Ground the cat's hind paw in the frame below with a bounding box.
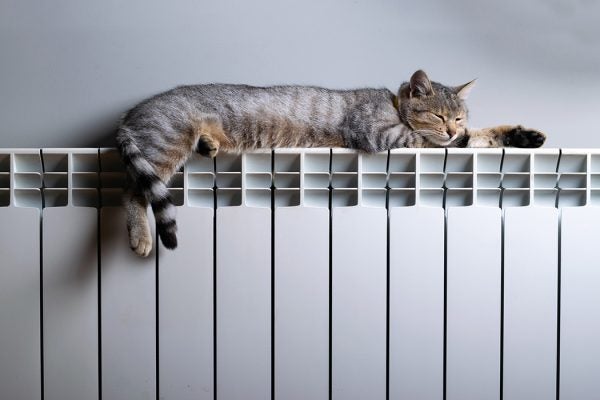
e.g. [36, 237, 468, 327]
[503, 126, 546, 148]
[129, 228, 153, 257]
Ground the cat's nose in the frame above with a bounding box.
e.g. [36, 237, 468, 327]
[447, 128, 457, 138]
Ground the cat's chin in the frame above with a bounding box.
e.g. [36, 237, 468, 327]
[430, 135, 456, 147]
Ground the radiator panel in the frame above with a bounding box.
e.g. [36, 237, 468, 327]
[560, 207, 600, 400]
[332, 206, 387, 400]
[503, 207, 558, 400]
[100, 207, 157, 400]
[0, 207, 42, 400]
[216, 206, 271, 400]
[446, 206, 502, 400]
[42, 207, 99, 400]
[158, 206, 214, 400]
[275, 207, 329, 400]
[389, 206, 444, 400]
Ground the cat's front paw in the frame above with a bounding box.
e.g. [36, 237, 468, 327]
[503, 126, 546, 148]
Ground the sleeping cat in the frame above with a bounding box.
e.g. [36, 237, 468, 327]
[117, 69, 546, 256]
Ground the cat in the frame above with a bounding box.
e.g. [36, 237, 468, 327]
[116, 69, 546, 256]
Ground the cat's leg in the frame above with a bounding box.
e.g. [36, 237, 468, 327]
[194, 117, 232, 158]
[466, 125, 546, 148]
[125, 188, 153, 257]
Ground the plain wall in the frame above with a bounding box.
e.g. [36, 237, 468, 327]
[1, 0, 599, 148]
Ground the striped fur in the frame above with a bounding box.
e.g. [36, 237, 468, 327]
[117, 70, 546, 256]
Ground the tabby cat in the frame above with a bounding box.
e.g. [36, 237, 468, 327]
[117, 70, 546, 256]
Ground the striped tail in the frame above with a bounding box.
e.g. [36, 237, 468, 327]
[117, 133, 178, 249]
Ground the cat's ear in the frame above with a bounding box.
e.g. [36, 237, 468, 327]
[409, 70, 434, 98]
[454, 79, 477, 100]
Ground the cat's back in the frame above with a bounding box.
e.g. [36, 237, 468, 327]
[168, 83, 394, 121]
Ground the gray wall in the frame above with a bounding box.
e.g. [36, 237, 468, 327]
[1, 0, 598, 148]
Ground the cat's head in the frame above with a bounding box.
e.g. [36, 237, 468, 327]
[398, 70, 476, 146]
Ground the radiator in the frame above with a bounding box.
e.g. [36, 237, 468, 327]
[0, 147, 598, 400]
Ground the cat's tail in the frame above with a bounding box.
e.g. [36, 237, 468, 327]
[116, 131, 178, 250]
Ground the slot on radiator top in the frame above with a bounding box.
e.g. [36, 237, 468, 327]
[14, 173, 42, 189]
[533, 173, 558, 189]
[388, 153, 416, 173]
[331, 173, 358, 189]
[99, 150, 124, 173]
[477, 189, 501, 207]
[274, 173, 300, 188]
[445, 173, 472, 189]
[43, 172, 68, 188]
[558, 189, 587, 207]
[14, 153, 42, 173]
[303, 173, 329, 189]
[245, 189, 271, 207]
[590, 174, 600, 189]
[533, 189, 558, 207]
[446, 189, 473, 207]
[72, 173, 99, 188]
[590, 190, 600, 206]
[331, 153, 358, 173]
[44, 188, 68, 207]
[361, 189, 387, 208]
[245, 173, 272, 189]
[187, 173, 215, 188]
[0, 173, 9, 188]
[42, 153, 68, 172]
[477, 173, 501, 188]
[420, 173, 445, 188]
[502, 173, 530, 189]
[361, 153, 388, 172]
[274, 153, 301, 173]
[0, 154, 10, 172]
[216, 154, 242, 173]
[559, 154, 587, 173]
[477, 154, 502, 173]
[303, 153, 330, 173]
[0, 188, 9, 206]
[71, 189, 100, 207]
[332, 189, 358, 207]
[445, 154, 473, 173]
[502, 189, 530, 207]
[71, 153, 99, 172]
[14, 188, 42, 208]
[186, 155, 214, 173]
[167, 173, 184, 189]
[361, 173, 387, 189]
[419, 189, 444, 207]
[502, 154, 530, 173]
[244, 153, 271, 173]
[389, 189, 416, 207]
[419, 153, 445, 172]
[388, 173, 415, 189]
[216, 188, 242, 207]
[591, 155, 600, 173]
[275, 189, 300, 207]
[558, 173, 587, 189]
[304, 189, 329, 207]
[215, 172, 241, 188]
[534, 154, 560, 173]
[188, 188, 214, 208]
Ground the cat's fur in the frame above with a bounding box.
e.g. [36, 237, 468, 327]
[117, 70, 546, 256]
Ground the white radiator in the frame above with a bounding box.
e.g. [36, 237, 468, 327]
[0, 147, 599, 400]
